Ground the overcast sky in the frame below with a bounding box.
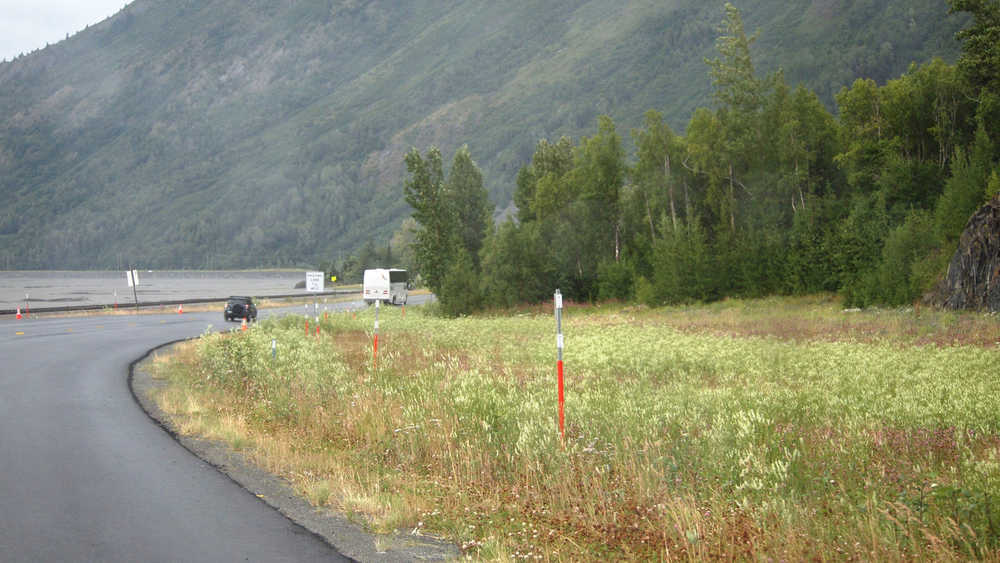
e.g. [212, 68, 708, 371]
[0, 1, 128, 62]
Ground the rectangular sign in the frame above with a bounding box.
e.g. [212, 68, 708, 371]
[126, 270, 139, 287]
[305, 271, 324, 292]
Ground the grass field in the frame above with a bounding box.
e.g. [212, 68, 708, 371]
[148, 296, 1000, 560]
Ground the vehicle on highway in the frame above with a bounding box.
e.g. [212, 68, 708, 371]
[224, 296, 257, 322]
[362, 268, 408, 305]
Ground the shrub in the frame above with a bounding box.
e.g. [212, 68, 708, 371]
[437, 250, 481, 317]
[596, 259, 634, 301]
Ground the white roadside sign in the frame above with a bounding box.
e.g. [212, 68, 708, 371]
[305, 271, 324, 292]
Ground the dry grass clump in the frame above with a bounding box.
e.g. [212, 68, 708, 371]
[150, 298, 1000, 560]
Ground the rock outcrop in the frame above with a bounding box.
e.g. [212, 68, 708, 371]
[935, 194, 1000, 311]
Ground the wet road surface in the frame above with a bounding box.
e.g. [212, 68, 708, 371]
[0, 307, 352, 562]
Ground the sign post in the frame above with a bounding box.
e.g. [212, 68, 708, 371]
[126, 266, 140, 311]
[555, 289, 564, 441]
[305, 271, 324, 292]
[306, 271, 323, 335]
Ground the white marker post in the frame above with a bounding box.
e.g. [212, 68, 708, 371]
[555, 289, 564, 441]
[373, 299, 380, 370]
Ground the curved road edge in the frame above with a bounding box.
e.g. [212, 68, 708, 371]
[127, 340, 459, 563]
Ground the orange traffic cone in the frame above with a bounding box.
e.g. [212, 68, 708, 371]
[177, 304, 184, 314]
[241, 318, 247, 331]
[16, 307, 22, 319]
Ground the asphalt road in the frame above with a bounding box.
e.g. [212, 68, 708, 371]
[0, 299, 415, 562]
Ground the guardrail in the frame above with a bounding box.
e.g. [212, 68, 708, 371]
[0, 289, 358, 316]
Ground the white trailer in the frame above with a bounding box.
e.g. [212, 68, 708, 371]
[363, 268, 408, 305]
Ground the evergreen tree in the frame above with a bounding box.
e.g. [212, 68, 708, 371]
[949, 0, 1000, 94]
[648, 215, 715, 304]
[875, 210, 939, 306]
[480, 221, 555, 307]
[704, 2, 769, 234]
[986, 170, 1000, 201]
[935, 123, 996, 243]
[836, 193, 892, 307]
[783, 198, 841, 294]
[438, 249, 481, 317]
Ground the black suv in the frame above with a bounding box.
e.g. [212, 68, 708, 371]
[224, 296, 257, 322]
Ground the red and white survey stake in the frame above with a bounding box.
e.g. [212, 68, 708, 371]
[555, 289, 565, 441]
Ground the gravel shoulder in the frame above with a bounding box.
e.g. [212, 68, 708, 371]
[129, 342, 460, 563]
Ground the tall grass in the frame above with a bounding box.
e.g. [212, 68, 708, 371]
[152, 298, 1000, 560]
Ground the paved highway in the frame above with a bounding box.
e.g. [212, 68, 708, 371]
[0, 305, 359, 562]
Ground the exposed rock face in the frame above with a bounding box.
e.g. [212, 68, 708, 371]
[937, 194, 1000, 311]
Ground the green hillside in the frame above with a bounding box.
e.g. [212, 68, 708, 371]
[0, 0, 966, 269]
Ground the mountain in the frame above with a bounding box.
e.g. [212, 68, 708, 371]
[0, 0, 967, 269]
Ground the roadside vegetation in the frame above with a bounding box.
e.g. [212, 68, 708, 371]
[149, 297, 1000, 560]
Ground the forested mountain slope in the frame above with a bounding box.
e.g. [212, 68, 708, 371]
[0, 0, 965, 268]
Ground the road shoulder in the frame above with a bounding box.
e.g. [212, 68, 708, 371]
[129, 343, 460, 563]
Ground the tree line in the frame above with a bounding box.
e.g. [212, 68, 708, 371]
[401, 1, 1000, 315]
